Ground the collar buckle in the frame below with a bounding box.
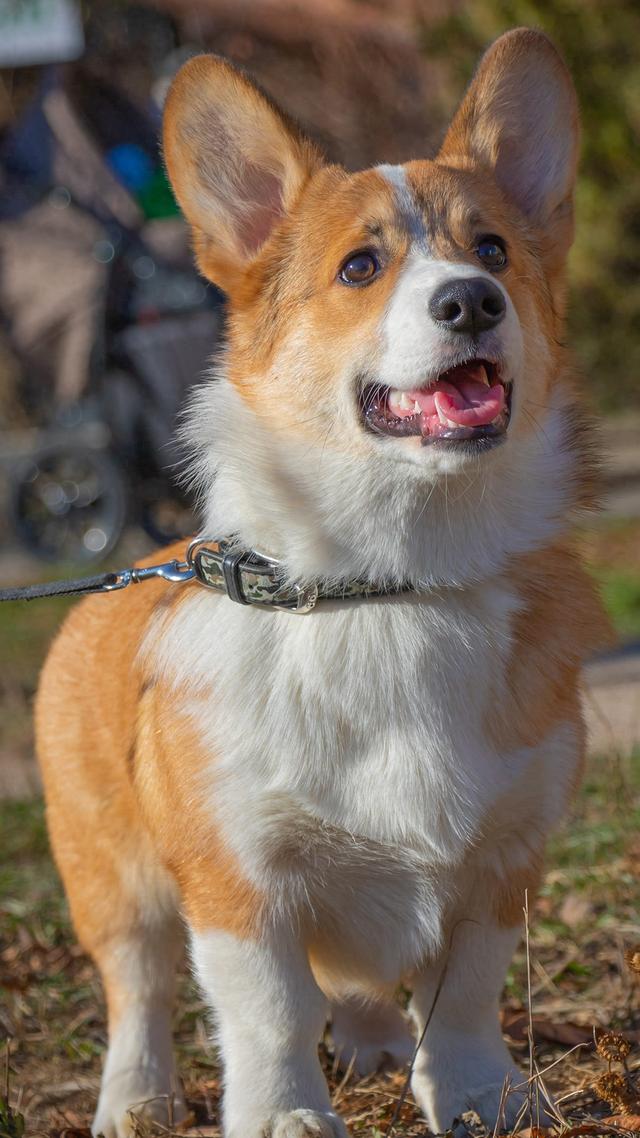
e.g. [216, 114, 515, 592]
[187, 538, 318, 614]
[281, 580, 319, 614]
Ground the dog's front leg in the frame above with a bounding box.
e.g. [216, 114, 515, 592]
[410, 916, 527, 1134]
[191, 927, 347, 1138]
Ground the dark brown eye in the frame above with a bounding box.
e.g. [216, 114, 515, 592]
[476, 236, 507, 270]
[339, 252, 379, 285]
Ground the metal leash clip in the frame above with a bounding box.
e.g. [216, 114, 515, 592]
[102, 559, 197, 591]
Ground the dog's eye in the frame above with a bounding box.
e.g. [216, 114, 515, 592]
[476, 236, 507, 270]
[339, 252, 379, 285]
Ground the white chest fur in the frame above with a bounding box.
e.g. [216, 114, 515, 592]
[152, 582, 516, 847]
[147, 579, 575, 985]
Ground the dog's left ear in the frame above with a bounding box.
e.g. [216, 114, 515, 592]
[438, 28, 579, 260]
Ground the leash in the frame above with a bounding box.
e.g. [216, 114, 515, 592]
[0, 538, 412, 614]
[0, 558, 196, 603]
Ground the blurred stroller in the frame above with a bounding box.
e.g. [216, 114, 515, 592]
[0, 66, 224, 563]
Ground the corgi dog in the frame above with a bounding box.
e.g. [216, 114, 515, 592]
[36, 28, 611, 1138]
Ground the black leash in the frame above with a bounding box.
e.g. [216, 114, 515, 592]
[0, 558, 195, 603]
[0, 572, 120, 602]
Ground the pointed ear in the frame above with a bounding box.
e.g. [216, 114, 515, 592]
[438, 29, 579, 254]
[163, 54, 323, 288]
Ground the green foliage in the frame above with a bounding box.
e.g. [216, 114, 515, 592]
[0, 1056, 25, 1138]
[0, 595, 72, 683]
[422, 1, 640, 411]
[0, 1097, 25, 1138]
[595, 565, 640, 637]
[0, 798, 68, 943]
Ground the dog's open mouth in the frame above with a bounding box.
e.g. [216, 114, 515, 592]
[361, 360, 512, 446]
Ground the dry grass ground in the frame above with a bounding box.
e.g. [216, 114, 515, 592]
[1, 517, 640, 1137]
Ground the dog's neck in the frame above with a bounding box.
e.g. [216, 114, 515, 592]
[186, 376, 588, 590]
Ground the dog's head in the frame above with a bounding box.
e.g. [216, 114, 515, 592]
[164, 30, 585, 583]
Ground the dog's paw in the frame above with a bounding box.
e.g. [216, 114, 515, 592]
[412, 1058, 530, 1134]
[92, 1075, 188, 1138]
[270, 1109, 348, 1138]
[461, 1079, 555, 1135]
[330, 998, 415, 1076]
[461, 1079, 527, 1133]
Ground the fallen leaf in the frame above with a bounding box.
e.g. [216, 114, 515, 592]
[501, 1012, 594, 1047]
[559, 1127, 613, 1137]
[602, 1116, 640, 1132]
[513, 1128, 552, 1137]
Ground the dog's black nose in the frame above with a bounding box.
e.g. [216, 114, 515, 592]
[429, 277, 506, 335]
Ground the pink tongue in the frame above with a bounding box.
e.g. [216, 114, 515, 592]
[391, 364, 505, 429]
[434, 380, 505, 427]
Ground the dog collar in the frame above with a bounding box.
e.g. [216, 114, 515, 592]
[187, 538, 412, 614]
[0, 539, 412, 612]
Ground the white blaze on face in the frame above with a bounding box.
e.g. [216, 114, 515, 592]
[374, 165, 524, 395]
[376, 164, 428, 245]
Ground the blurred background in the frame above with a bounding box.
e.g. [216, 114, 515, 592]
[0, 5, 639, 1134]
[1, 0, 640, 570]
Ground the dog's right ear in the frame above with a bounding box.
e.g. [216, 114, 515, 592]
[163, 55, 323, 290]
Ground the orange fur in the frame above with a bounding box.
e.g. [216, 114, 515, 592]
[132, 682, 263, 935]
[488, 543, 614, 754]
[36, 541, 260, 964]
[490, 851, 545, 929]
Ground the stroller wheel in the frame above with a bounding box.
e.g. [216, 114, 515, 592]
[9, 444, 127, 564]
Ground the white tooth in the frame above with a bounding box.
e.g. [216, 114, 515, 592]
[414, 400, 422, 414]
[435, 394, 459, 429]
[389, 389, 402, 408]
[399, 391, 413, 411]
[435, 400, 449, 425]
